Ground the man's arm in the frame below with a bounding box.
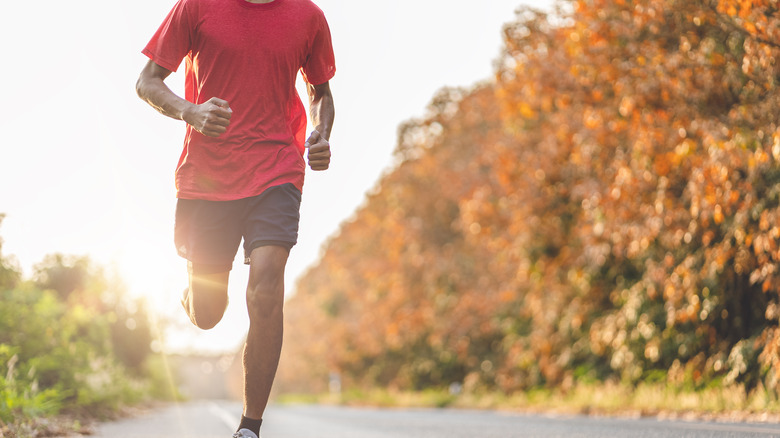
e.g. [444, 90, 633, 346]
[305, 81, 335, 171]
[135, 60, 232, 137]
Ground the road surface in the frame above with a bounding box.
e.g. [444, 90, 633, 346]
[93, 400, 780, 438]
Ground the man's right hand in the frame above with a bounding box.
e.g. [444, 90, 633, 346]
[184, 97, 233, 137]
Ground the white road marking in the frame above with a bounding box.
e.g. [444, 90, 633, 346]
[209, 401, 239, 431]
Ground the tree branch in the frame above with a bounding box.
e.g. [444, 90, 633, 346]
[700, 0, 780, 50]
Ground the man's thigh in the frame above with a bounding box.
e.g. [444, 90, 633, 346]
[174, 197, 246, 271]
[242, 183, 302, 265]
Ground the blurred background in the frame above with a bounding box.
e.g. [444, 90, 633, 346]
[6, 0, 780, 433]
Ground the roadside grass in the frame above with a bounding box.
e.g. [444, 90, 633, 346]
[276, 383, 780, 421]
[0, 353, 181, 438]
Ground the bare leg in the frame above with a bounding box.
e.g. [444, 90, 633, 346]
[182, 261, 230, 330]
[242, 245, 289, 419]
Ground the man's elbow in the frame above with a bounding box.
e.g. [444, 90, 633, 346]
[135, 74, 147, 100]
[308, 81, 331, 100]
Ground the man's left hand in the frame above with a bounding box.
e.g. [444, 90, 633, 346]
[305, 130, 331, 171]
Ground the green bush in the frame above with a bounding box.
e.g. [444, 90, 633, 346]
[0, 216, 163, 433]
[0, 285, 144, 421]
[0, 347, 64, 423]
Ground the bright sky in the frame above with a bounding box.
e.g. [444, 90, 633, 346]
[0, 0, 553, 354]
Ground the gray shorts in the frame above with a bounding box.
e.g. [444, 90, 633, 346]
[174, 183, 302, 271]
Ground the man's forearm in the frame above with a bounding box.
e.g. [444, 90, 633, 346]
[136, 60, 232, 137]
[136, 75, 193, 123]
[308, 82, 335, 139]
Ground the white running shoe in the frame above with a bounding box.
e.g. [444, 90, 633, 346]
[232, 428, 259, 438]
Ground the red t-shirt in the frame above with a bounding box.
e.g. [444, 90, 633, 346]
[142, 0, 336, 200]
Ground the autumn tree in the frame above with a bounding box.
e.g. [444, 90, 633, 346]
[280, 0, 780, 396]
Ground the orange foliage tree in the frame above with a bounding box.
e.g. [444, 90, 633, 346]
[279, 0, 780, 395]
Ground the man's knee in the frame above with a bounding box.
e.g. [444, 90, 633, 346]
[246, 246, 289, 316]
[188, 285, 229, 330]
[187, 264, 230, 330]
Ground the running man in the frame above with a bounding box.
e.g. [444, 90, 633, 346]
[135, 0, 335, 436]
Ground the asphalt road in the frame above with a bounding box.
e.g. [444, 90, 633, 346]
[93, 400, 780, 438]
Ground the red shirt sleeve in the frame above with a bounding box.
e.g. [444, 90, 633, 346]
[141, 0, 194, 72]
[301, 13, 336, 85]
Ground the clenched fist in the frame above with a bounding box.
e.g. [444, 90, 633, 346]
[184, 97, 233, 137]
[305, 130, 331, 171]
